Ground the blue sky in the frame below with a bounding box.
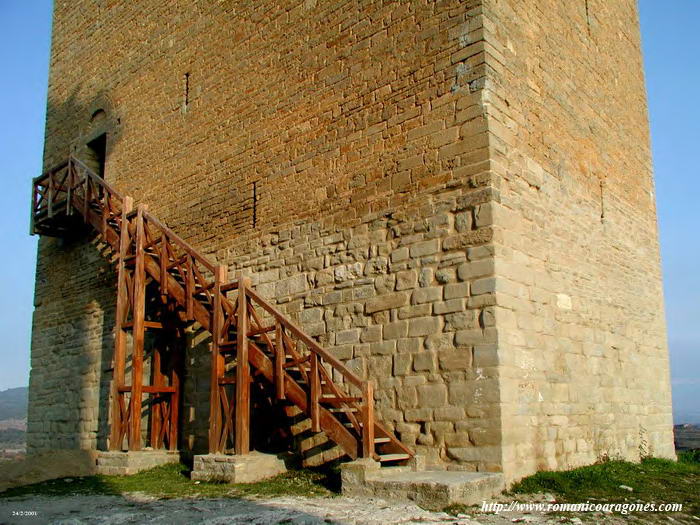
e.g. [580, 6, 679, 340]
[0, 2, 697, 423]
[640, 1, 700, 424]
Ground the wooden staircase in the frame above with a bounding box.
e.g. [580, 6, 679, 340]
[31, 156, 413, 466]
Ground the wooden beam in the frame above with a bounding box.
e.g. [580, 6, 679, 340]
[275, 324, 285, 400]
[150, 345, 163, 449]
[234, 276, 251, 455]
[118, 385, 177, 394]
[362, 381, 375, 459]
[208, 264, 227, 453]
[310, 353, 320, 433]
[129, 204, 147, 451]
[185, 256, 194, 320]
[109, 195, 133, 451]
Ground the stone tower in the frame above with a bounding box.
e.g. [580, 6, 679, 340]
[29, 0, 674, 483]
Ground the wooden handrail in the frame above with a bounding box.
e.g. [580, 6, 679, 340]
[70, 156, 124, 200]
[32, 159, 68, 184]
[245, 286, 364, 388]
[143, 211, 217, 274]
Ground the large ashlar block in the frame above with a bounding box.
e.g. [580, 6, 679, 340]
[190, 452, 287, 483]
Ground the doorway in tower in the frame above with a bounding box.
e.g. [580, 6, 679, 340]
[84, 133, 107, 178]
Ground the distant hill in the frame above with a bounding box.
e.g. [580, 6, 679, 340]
[0, 387, 28, 421]
[675, 424, 700, 451]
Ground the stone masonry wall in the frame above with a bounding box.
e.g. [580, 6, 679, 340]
[479, 0, 675, 482]
[30, 0, 674, 480]
[28, 234, 114, 452]
[232, 187, 501, 469]
[33, 0, 507, 472]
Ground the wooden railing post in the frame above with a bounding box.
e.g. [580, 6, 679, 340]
[186, 256, 194, 320]
[169, 329, 182, 451]
[65, 160, 73, 216]
[109, 196, 133, 451]
[82, 167, 89, 222]
[362, 380, 375, 459]
[208, 264, 227, 453]
[275, 324, 285, 400]
[310, 353, 320, 433]
[29, 179, 37, 235]
[160, 237, 168, 298]
[235, 276, 251, 455]
[47, 173, 54, 219]
[129, 204, 147, 450]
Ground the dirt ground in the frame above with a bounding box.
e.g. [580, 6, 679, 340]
[1, 492, 689, 525]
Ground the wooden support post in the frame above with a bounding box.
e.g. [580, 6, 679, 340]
[310, 353, 320, 433]
[109, 196, 133, 451]
[235, 276, 251, 455]
[129, 204, 147, 451]
[275, 324, 285, 400]
[169, 327, 181, 451]
[150, 346, 163, 449]
[208, 264, 227, 453]
[362, 380, 375, 459]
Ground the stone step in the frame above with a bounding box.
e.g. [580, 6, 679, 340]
[342, 458, 505, 511]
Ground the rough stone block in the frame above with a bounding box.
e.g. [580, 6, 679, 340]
[96, 451, 180, 476]
[366, 292, 409, 313]
[191, 452, 287, 483]
[408, 316, 441, 336]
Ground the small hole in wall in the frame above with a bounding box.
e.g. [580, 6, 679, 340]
[599, 179, 605, 222]
[584, 0, 592, 35]
[183, 72, 190, 113]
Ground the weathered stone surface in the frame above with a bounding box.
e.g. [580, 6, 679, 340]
[341, 458, 505, 510]
[408, 317, 442, 337]
[365, 292, 409, 314]
[96, 451, 180, 476]
[191, 452, 287, 483]
[29, 0, 673, 488]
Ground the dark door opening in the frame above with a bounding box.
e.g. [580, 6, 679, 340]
[85, 133, 107, 178]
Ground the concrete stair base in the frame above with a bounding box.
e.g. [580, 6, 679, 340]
[341, 458, 504, 510]
[95, 450, 180, 476]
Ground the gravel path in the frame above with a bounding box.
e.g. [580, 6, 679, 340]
[1, 494, 480, 525]
[0, 493, 673, 525]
